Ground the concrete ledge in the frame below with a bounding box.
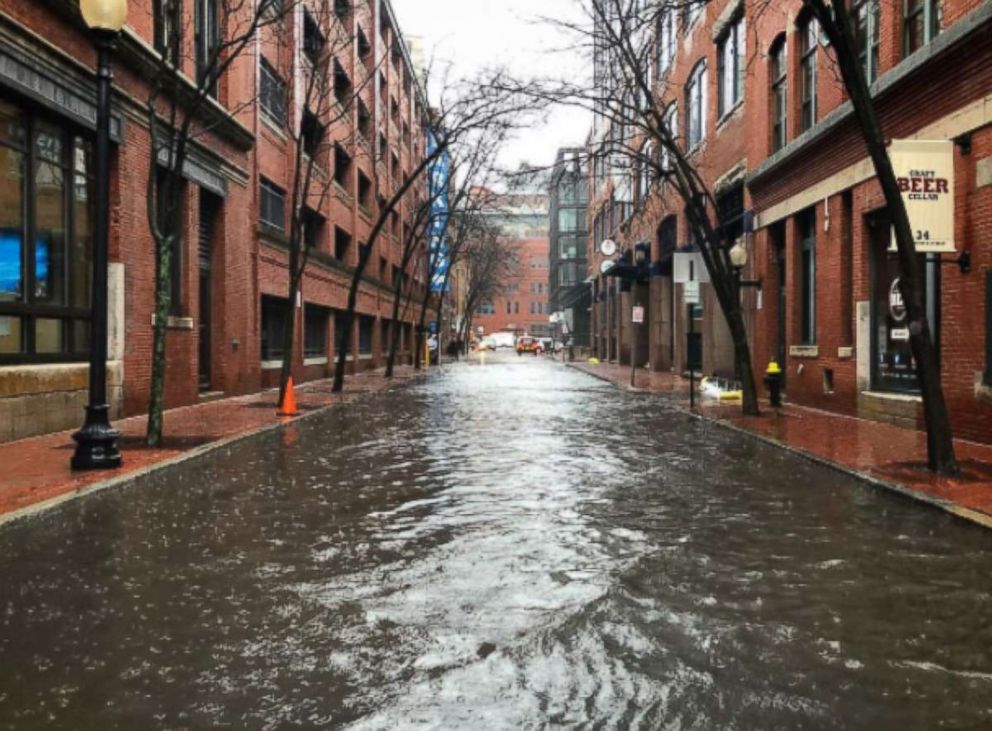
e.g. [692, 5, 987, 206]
[790, 345, 820, 358]
[838, 347, 854, 359]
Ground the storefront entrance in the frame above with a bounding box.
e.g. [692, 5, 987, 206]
[869, 216, 940, 394]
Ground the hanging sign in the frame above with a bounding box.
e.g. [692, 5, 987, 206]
[632, 306, 645, 324]
[673, 252, 710, 284]
[889, 139, 956, 253]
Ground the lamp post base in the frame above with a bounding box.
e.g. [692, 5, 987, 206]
[71, 404, 123, 470]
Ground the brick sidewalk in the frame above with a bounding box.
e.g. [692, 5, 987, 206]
[571, 360, 992, 529]
[0, 366, 427, 524]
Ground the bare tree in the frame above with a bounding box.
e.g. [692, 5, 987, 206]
[800, 0, 957, 472]
[457, 216, 518, 347]
[145, 0, 295, 445]
[330, 70, 541, 392]
[528, 0, 762, 415]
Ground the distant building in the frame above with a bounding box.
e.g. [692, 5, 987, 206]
[548, 148, 590, 347]
[471, 191, 551, 338]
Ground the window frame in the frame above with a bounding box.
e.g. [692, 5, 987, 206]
[799, 18, 818, 133]
[303, 303, 329, 359]
[195, 0, 220, 98]
[657, 7, 676, 77]
[771, 36, 788, 152]
[853, 0, 881, 85]
[259, 57, 287, 127]
[0, 102, 96, 364]
[986, 270, 992, 387]
[259, 177, 286, 232]
[903, 0, 942, 57]
[685, 60, 707, 151]
[717, 15, 745, 119]
[260, 295, 288, 362]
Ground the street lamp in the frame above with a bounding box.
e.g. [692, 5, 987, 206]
[72, 0, 127, 470]
[729, 238, 762, 290]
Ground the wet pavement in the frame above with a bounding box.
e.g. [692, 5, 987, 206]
[2, 355, 992, 729]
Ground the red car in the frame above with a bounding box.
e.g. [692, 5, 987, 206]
[516, 336, 543, 356]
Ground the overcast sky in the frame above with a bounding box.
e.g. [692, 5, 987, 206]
[390, 0, 592, 172]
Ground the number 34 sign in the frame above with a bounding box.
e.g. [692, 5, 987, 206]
[889, 139, 956, 254]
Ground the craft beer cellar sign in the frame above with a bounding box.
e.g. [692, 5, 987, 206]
[889, 139, 956, 254]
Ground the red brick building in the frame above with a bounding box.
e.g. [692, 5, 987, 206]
[471, 192, 551, 338]
[589, 0, 992, 443]
[0, 0, 430, 443]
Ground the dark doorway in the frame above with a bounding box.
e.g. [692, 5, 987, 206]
[198, 192, 220, 392]
[771, 222, 787, 370]
[869, 213, 939, 394]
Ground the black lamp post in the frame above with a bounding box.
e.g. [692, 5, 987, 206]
[72, 0, 126, 470]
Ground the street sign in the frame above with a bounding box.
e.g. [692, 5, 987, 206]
[684, 281, 701, 305]
[428, 320, 439, 335]
[632, 306, 645, 324]
[674, 252, 710, 283]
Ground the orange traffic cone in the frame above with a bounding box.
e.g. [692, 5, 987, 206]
[278, 377, 299, 416]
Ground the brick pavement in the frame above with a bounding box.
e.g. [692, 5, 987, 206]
[570, 360, 992, 529]
[0, 367, 426, 524]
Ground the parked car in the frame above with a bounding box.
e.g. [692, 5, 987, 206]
[516, 336, 543, 356]
[491, 331, 517, 349]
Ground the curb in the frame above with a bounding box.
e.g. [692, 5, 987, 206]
[0, 373, 429, 532]
[567, 363, 992, 532]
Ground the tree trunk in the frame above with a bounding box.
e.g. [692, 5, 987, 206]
[805, 0, 958, 475]
[146, 233, 172, 446]
[384, 283, 405, 378]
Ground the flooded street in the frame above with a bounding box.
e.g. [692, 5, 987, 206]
[2, 356, 992, 729]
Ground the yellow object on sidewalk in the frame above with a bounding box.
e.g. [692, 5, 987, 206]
[588, 357, 601, 365]
[718, 391, 743, 402]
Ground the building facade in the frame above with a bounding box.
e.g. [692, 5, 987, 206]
[0, 0, 431, 443]
[587, 0, 992, 443]
[472, 192, 551, 338]
[548, 148, 591, 347]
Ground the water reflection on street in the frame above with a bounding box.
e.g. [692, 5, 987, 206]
[2, 355, 992, 729]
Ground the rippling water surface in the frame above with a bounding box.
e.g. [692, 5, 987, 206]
[2, 357, 992, 729]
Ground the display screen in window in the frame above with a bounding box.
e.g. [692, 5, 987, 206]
[0, 231, 21, 300]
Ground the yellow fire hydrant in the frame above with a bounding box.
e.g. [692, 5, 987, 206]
[764, 361, 783, 407]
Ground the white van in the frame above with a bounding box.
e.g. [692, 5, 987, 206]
[491, 332, 517, 349]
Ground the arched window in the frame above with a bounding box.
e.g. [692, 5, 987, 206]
[770, 35, 788, 152]
[685, 61, 707, 150]
[717, 14, 745, 117]
[662, 103, 678, 171]
[657, 6, 676, 76]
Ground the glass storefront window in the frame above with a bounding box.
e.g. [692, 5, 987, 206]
[0, 100, 93, 363]
[871, 231, 938, 393]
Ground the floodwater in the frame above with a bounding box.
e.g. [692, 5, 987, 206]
[2, 356, 992, 729]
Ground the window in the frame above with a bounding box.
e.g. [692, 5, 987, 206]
[638, 142, 653, 201]
[301, 109, 324, 158]
[153, 0, 179, 64]
[558, 208, 579, 232]
[854, 0, 881, 84]
[261, 295, 288, 361]
[800, 18, 818, 133]
[334, 0, 350, 20]
[506, 300, 512, 315]
[334, 144, 352, 189]
[657, 7, 676, 76]
[357, 99, 371, 140]
[304, 304, 329, 358]
[195, 0, 219, 97]
[717, 16, 745, 118]
[0, 103, 95, 362]
[904, 0, 941, 56]
[476, 301, 495, 315]
[662, 103, 678, 171]
[684, 0, 703, 30]
[301, 208, 323, 250]
[685, 61, 707, 150]
[303, 8, 325, 66]
[260, 58, 287, 126]
[358, 316, 374, 355]
[334, 59, 353, 104]
[799, 210, 816, 345]
[357, 27, 372, 71]
[771, 37, 788, 152]
[717, 183, 745, 244]
[259, 178, 285, 232]
[514, 301, 520, 314]
[334, 226, 351, 260]
[357, 171, 372, 212]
